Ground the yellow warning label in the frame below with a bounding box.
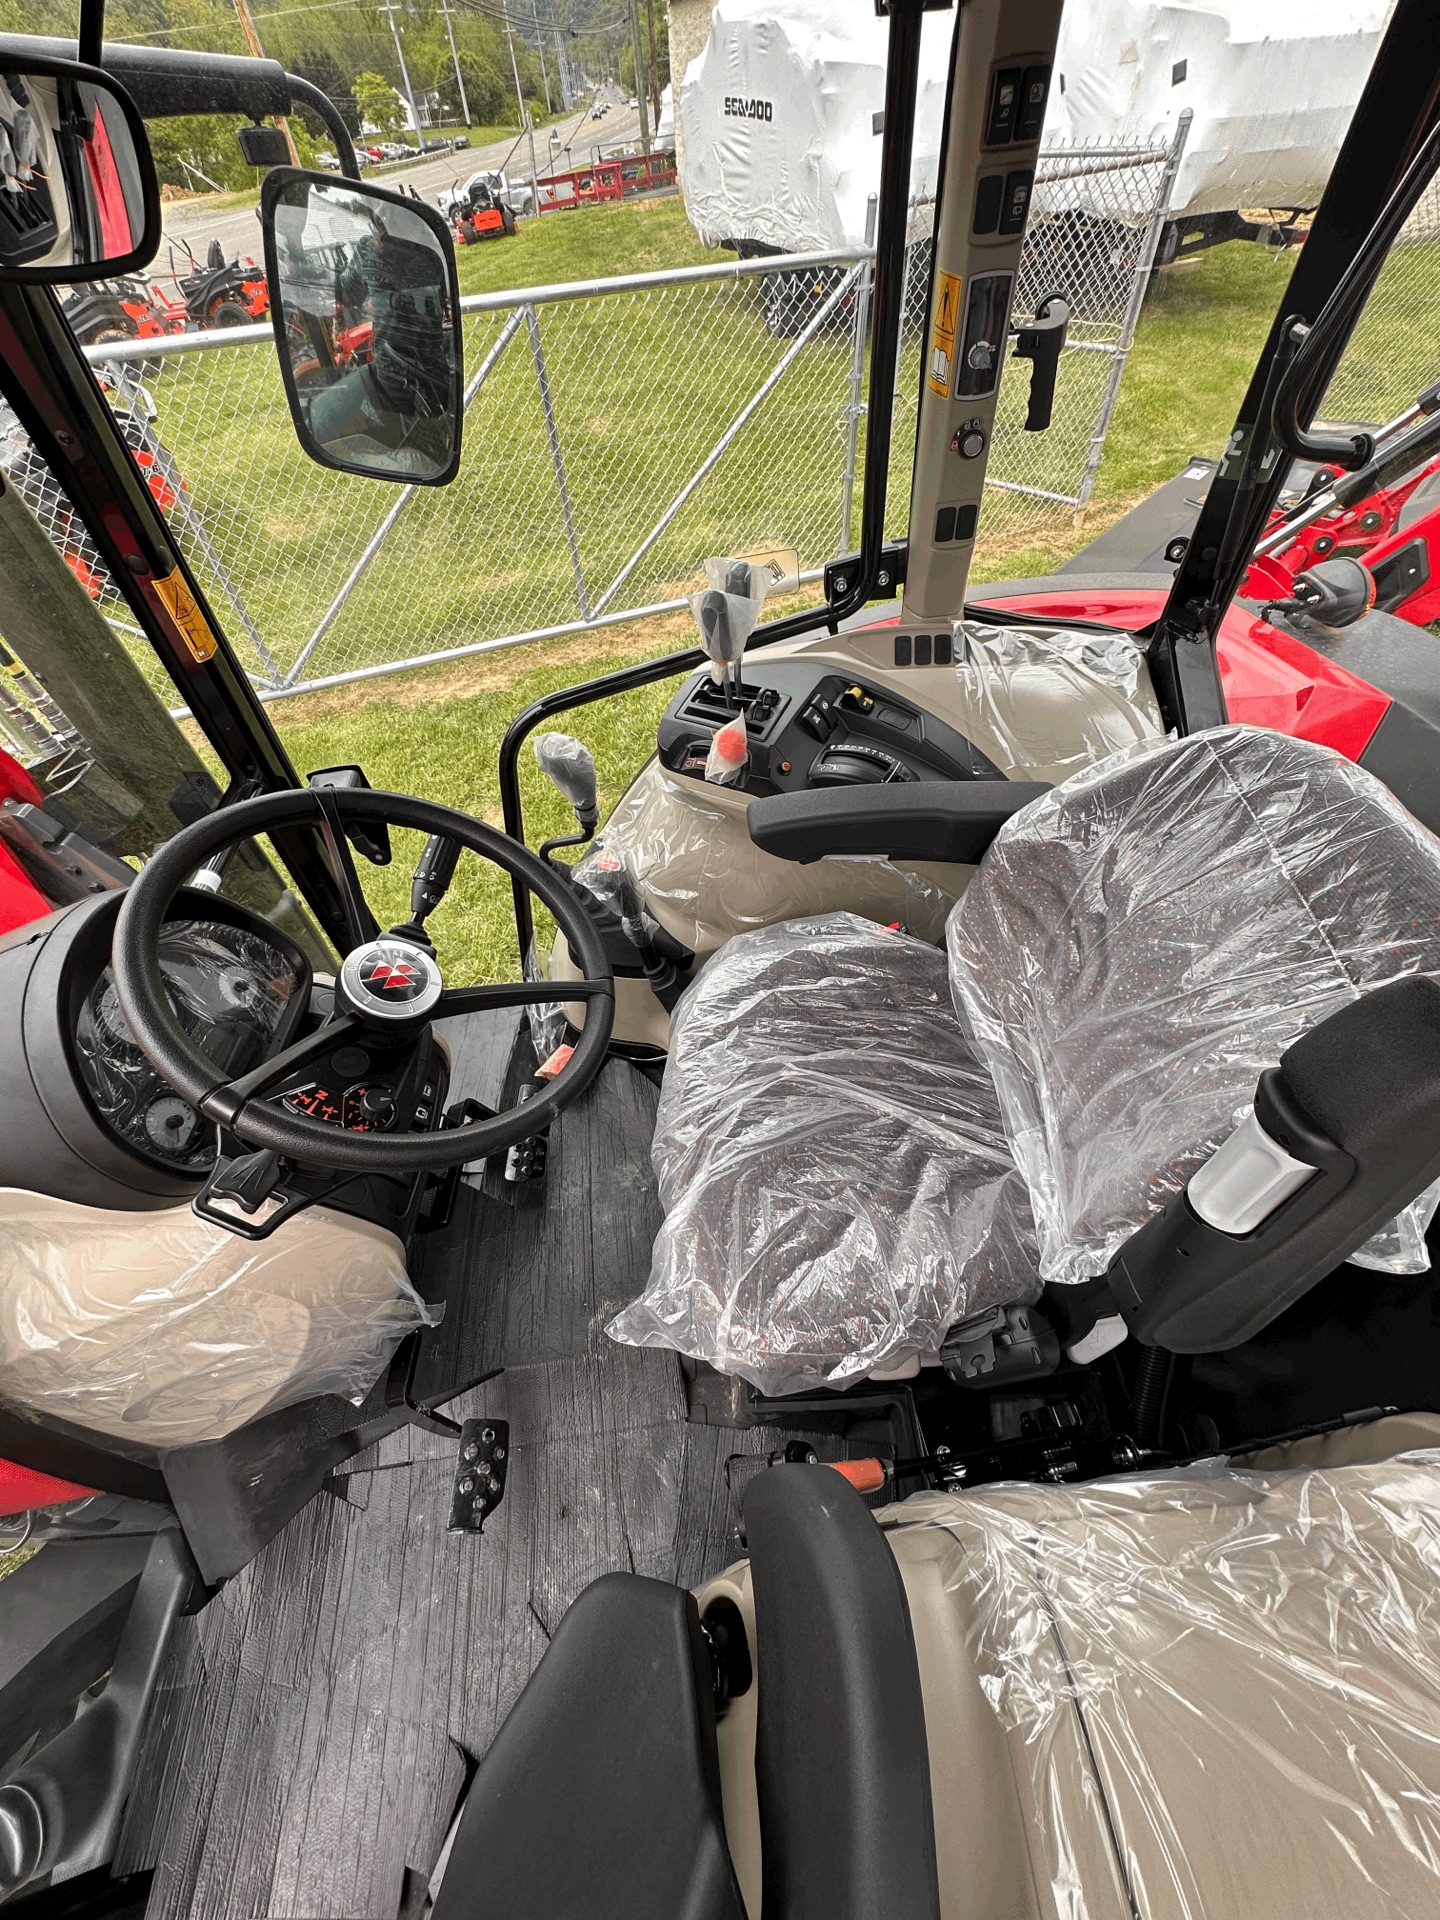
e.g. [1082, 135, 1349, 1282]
[927, 270, 962, 397]
[153, 567, 219, 664]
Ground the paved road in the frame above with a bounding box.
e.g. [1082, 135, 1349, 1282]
[156, 90, 646, 286]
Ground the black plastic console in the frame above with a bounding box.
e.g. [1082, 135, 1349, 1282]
[657, 659, 1004, 796]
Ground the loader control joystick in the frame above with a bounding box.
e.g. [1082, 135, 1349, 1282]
[532, 732, 694, 1011]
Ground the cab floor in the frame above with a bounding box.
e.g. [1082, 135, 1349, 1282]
[113, 1015, 811, 1920]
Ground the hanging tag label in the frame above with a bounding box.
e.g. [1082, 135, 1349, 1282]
[153, 567, 219, 663]
[928, 270, 962, 397]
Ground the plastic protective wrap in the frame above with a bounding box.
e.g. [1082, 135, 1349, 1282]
[73, 919, 301, 1174]
[0, 1188, 435, 1447]
[677, 0, 951, 251]
[609, 913, 1038, 1394]
[950, 620, 1163, 787]
[947, 726, 1440, 1287]
[584, 758, 957, 956]
[886, 1450, 1440, 1920]
[533, 731, 598, 821]
[1048, 0, 1392, 219]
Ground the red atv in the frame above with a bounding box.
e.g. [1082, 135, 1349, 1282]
[1240, 386, 1440, 624]
[1081, 379, 1440, 634]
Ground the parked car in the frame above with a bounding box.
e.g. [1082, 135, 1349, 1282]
[314, 150, 340, 170]
[453, 133, 469, 148]
[421, 136, 449, 153]
[362, 144, 386, 161]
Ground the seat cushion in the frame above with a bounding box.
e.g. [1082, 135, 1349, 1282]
[609, 913, 1037, 1394]
[948, 725, 1440, 1287]
[886, 1451, 1440, 1920]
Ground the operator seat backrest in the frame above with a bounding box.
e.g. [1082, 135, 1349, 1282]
[949, 725, 1440, 1288]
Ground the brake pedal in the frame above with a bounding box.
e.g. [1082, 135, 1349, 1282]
[447, 1418, 510, 1535]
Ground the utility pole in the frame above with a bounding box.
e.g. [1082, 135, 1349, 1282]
[380, 1, 423, 148]
[439, 0, 470, 128]
[502, 4, 541, 207]
[643, 0, 661, 138]
[628, 0, 650, 150]
[232, 0, 299, 164]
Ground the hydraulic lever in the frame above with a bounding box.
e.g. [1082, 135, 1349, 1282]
[532, 731, 693, 1007]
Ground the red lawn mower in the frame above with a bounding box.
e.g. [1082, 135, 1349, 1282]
[450, 176, 517, 245]
[60, 238, 268, 343]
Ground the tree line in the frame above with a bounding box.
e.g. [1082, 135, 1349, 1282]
[0, 0, 623, 191]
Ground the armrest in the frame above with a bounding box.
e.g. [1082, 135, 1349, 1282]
[432, 1573, 745, 1920]
[747, 780, 1050, 865]
[1110, 975, 1440, 1351]
[745, 1465, 941, 1920]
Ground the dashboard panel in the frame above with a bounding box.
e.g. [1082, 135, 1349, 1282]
[73, 916, 306, 1174]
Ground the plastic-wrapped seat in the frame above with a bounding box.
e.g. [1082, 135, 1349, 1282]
[610, 915, 1039, 1394]
[612, 728, 1440, 1392]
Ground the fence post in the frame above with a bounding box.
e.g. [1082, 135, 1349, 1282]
[1074, 109, 1193, 511]
[524, 303, 592, 623]
[839, 194, 878, 555]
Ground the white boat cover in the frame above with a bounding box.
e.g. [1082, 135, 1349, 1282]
[677, 0, 1393, 250]
[1048, 0, 1395, 219]
[676, 0, 952, 252]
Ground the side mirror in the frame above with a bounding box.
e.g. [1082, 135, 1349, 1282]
[260, 168, 463, 486]
[0, 55, 160, 284]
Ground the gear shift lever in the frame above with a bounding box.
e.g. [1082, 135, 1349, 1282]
[690, 557, 767, 710]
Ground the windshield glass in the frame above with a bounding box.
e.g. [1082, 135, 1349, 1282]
[2, 0, 1407, 973]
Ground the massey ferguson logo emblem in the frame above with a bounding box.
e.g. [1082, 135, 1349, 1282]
[724, 96, 773, 121]
[360, 951, 425, 1000]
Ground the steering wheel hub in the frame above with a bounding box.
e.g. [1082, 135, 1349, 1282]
[340, 936, 444, 1025]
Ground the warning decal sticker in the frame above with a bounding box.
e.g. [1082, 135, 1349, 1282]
[927, 269, 962, 397]
[153, 567, 219, 663]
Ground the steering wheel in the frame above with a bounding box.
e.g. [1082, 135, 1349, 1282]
[111, 787, 614, 1174]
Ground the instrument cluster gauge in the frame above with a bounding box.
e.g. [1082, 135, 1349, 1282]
[90, 977, 136, 1051]
[143, 1093, 201, 1156]
[282, 1080, 397, 1132]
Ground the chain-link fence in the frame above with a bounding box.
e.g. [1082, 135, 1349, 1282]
[4, 126, 1186, 709]
[1324, 176, 1440, 428]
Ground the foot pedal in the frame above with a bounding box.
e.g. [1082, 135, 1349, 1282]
[448, 1418, 510, 1535]
[503, 1081, 548, 1184]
